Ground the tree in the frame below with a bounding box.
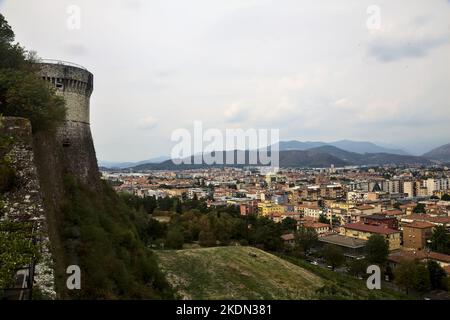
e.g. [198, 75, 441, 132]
[366, 234, 389, 265]
[427, 260, 447, 290]
[294, 227, 318, 255]
[0, 14, 66, 132]
[394, 260, 430, 294]
[318, 214, 329, 224]
[174, 198, 183, 214]
[142, 196, 157, 214]
[146, 218, 166, 243]
[413, 203, 426, 214]
[321, 244, 345, 271]
[429, 226, 450, 254]
[347, 259, 368, 278]
[197, 215, 217, 247]
[442, 194, 450, 201]
[280, 217, 297, 232]
[247, 217, 283, 251]
[198, 229, 217, 247]
[165, 227, 184, 249]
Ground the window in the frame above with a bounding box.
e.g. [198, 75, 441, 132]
[62, 138, 71, 147]
[56, 78, 64, 90]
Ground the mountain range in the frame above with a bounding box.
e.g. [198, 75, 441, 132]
[131, 147, 434, 171]
[101, 140, 450, 170]
[423, 143, 450, 162]
[278, 140, 409, 155]
[98, 156, 170, 169]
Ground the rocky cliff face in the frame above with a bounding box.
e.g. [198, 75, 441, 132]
[0, 117, 56, 298]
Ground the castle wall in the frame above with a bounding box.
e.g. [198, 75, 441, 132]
[56, 121, 100, 185]
[38, 63, 93, 124]
[37, 62, 100, 187]
[0, 117, 56, 299]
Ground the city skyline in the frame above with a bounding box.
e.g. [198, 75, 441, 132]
[1, 0, 450, 161]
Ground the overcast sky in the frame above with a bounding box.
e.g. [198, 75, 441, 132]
[1, 0, 450, 161]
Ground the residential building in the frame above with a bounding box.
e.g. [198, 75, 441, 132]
[340, 222, 401, 250]
[402, 221, 434, 251]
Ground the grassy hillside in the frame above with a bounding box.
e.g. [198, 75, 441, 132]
[280, 255, 411, 300]
[156, 246, 323, 299]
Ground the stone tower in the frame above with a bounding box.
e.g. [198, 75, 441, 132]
[37, 60, 100, 186]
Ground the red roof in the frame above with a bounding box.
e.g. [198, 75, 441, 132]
[405, 214, 450, 225]
[428, 252, 450, 263]
[304, 222, 330, 229]
[355, 205, 375, 210]
[403, 221, 435, 229]
[343, 222, 399, 235]
[383, 209, 403, 216]
[388, 250, 450, 264]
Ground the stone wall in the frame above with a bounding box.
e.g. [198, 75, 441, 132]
[0, 117, 56, 298]
[56, 121, 101, 187]
[38, 63, 93, 124]
[37, 62, 100, 187]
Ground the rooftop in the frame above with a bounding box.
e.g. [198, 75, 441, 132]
[343, 222, 399, 235]
[403, 221, 435, 229]
[388, 250, 450, 264]
[364, 214, 394, 220]
[304, 222, 330, 229]
[319, 234, 367, 249]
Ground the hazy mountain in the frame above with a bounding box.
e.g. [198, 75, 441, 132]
[278, 141, 327, 151]
[99, 156, 170, 169]
[131, 146, 430, 171]
[329, 140, 409, 155]
[103, 140, 409, 169]
[279, 140, 409, 155]
[422, 143, 450, 162]
[309, 146, 430, 166]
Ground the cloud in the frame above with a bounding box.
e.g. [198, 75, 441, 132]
[138, 116, 158, 130]
[3, 0, 449, 160]
[368, 35, 450, 62]
[62, 43, 89, 56]
[224, 102, 248, 123]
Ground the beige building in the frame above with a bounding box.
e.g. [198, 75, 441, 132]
[340, 222, 401, 251]
[303, 222, 330, 236]
[403, 181, 415, 198]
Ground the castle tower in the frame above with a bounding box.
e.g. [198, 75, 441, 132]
[37, 60, 100, 186]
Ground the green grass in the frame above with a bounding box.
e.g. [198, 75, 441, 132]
[279, 254, 411, 300]
[156, 246, 323, 300]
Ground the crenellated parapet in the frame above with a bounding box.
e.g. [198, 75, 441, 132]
[38, 60, 93, 124]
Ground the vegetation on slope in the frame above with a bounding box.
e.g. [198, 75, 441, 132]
[156, 246, 323, 300]
[58, 176, 173, 299]
[0, 121, 39, 289]
[279, 255, 410, 300]
[0, 13, 65, 132]
[0, 13, 173, 299]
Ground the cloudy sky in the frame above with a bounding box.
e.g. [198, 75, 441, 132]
[1, 0, 450, 161]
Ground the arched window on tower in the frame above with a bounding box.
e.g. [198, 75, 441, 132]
[56, 78, 64, 90]
[62, 138, 71, 147]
